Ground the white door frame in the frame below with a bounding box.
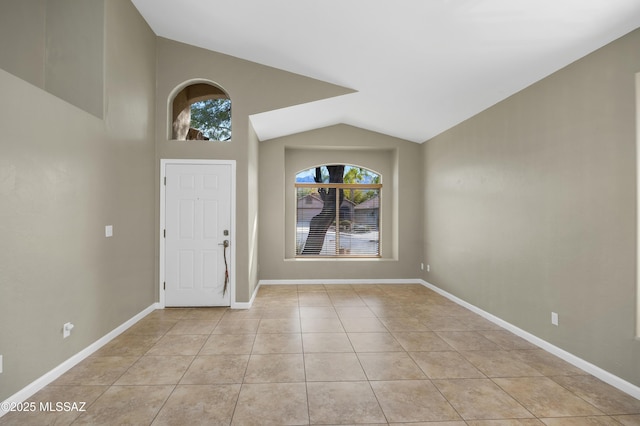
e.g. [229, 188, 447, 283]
[160, 159, 237, 308]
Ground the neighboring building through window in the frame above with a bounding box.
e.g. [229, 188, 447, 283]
[296, 165, 381, 257]
[171, 82, 231, 141]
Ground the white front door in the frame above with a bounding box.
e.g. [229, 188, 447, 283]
[164, 163, 232, 306]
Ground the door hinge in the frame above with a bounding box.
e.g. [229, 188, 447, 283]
[164, 176, 166, 186]
[163, 229, 166, 238]
[163, 281, 166, 290]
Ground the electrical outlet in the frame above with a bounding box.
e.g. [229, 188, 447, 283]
[105, 225, 113, 237]
[420, 263, 424, 270]
[426, 264, 430, 272]
[63, 322, 75, 338]
[551, 312, 559, 326]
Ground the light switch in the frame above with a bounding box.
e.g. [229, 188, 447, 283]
[105, 225, 113, 237]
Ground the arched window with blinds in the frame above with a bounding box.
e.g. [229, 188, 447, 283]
[295, 165, 381, 257]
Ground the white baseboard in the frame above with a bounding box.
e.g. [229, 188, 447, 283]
[420, 280, 640, 400]
[258, 279, 423, 286]
[231, 284, 260, 309]
[0, 303, 160, 418]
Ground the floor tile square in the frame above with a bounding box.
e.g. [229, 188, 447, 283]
[92, 334, 161, 357]
[493, 377, 604, 417]
[53, 356, 139, 385]
[252, 333, 302, 354]
[260, 307, 300, 319]
[335, 306, 377, 318]
[298, 292, 333, 307]
[304, 352, 367, 381]
[380, 317, 430, 331]
[329, 294, 367, 307]
[212, 319, 260, 334]
[371, 380, 461, 423]
[410, 351, 485, 379]
[461, 350, 543, 377]
[510, 350, 587, 376]
[145, 334, 207, 356]
[302, 332, 354, 352]
[427, 315, 479, 331]
[115, 355, 193, 385]
[307, 381, 386, 425]
[243, 353, 305, 383]
[301, 317, 345, 332]
[433, 378, 534, 420]
[200, 334, 256, 354]
[166, 319, 218, 335]
[368, 305, 410, 318]
[550, 375, 640, 415]
[341, 317, 388, 332]
[299, 306, 338, 319]
[436, 331, 501, 351]
[180, 355, 249, 384]
[392, 331, 453, 351]
[152, 384, 241, 425]
[358, 352, 426, 380]
[72, 385, 173, 425]
[124, 319, 177, 336]
[613, 414, 640, 425]
[348, 332, 404, 352]
[232, 383, 308, 425]
[257, 318, 301, 333]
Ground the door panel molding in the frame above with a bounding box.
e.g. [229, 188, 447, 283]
[160, 159, 236, 308]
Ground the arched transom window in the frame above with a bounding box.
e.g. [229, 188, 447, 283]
[171, 82, 231, 141]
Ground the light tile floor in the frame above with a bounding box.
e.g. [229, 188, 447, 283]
[2, 284, 640, 425]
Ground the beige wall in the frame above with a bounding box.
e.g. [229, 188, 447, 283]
[0, 0, 104, 118]
[259, 124, 423, 281]
[154, 38, 352, 302]
[0, 0, 157, 401]
[0, 0, 46, 88]
[422, 28, 640, 386]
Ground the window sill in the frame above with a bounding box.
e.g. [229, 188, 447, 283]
[286, 257, 396, 262]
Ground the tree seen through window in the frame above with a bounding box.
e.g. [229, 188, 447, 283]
[296, 165, 381, 257]
[190, 98, 231, 141]
[171, 82, 231, 141]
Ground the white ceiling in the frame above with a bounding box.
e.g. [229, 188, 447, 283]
[132, 0, 640, 143]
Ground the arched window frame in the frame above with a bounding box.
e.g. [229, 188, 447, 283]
[295, 165, 382, 257]
[169, 80, 231, 141]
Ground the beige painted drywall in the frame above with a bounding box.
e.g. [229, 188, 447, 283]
[154, 38, 353, 303]
[0, 0, 46, 88]
[259, 124, 423, 281]
[0, 0, 156, 402]
[0, 0, 104, 118]
[423, 28, 640, 386]
[45, 0, 105, 118]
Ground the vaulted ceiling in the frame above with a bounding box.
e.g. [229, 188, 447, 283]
[132, 0, 640, 143]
